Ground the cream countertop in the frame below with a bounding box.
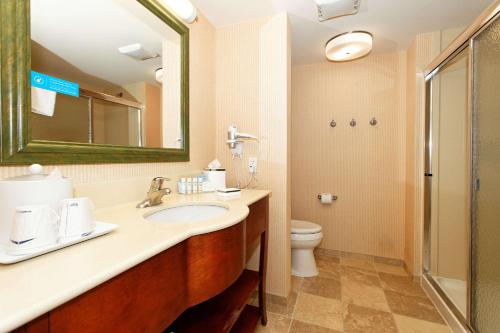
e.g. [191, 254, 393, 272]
[0, 189, 270, 332]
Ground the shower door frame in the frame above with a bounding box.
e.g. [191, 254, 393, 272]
[423, 41, 472, 331]
[423, 3, 500, 331]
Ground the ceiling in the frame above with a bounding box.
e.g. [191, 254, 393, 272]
[31, 0, 180, 86]
[191, 0, 494, 65]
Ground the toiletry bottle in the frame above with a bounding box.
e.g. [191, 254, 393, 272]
[178, 178, 187, 194]
[192, 177, 198, 194]
[187, 177, 193, 194]
[197, 176, 204, 193]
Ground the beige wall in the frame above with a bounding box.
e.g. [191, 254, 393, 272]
[123, 82, 163, 148]
[292, 53, 407, 259]
[404, 40, 417, 274]
[215, 14, 292, 297]
[404, 32, 441, 275]
[162, 38, 182, 149]
[0, 13, 216, 185]
[144, 83, 163, 148]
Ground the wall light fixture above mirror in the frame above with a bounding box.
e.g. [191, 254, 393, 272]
[0, 0, 189, 164]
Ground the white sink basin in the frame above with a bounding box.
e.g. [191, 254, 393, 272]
[145, 204, 229, 223]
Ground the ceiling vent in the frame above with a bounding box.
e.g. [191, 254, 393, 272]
[315, 0, 361, 22]
[118, 43, 159, 61]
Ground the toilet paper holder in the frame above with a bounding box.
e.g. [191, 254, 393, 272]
[317, 194, 338, 201]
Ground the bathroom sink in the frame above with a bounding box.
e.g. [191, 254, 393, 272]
[145, 204, 229, 223]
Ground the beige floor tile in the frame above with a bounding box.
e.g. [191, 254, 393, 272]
[293, 292, 344, 331]
[379, 273, 426, 297]
[248, 290, 259, 306]
[255, 312, 291, 333]
[302, 276, 341, 299]
[318, 269, 340, 280]
[341, 278, 390, 312]
[267, 292, 298, 317]
[290, 320, 342, 333]
[315, 248, 341, 258]
[292, 276, 304, 293]
[341, 256, 376, 271]
[317, 254, 340, 266]
[341, 265, 381, 287]
[384, 290, 445, 324]
[316, 256, 340, 279]
[375, 262, 408, 276]
[343, 303, 398, 333]
[393, 314, 452, 333]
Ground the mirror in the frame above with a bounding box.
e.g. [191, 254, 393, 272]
[30, 0, 183, 149]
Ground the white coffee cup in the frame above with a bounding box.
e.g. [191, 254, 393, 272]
[59, 197, 96, 239]
[7, 205, 59, 255]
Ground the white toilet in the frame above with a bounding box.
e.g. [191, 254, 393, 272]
[291, 219, 323, 277]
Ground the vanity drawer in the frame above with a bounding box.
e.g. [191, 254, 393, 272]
[246, 197, 269, 246]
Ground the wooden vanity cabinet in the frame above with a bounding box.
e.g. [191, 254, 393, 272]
[11, 196, 269, 333]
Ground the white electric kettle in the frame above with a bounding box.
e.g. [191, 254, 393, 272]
[0, 164, 73, 247]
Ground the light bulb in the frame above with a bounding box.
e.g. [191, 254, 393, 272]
[161, 0, 197, 23]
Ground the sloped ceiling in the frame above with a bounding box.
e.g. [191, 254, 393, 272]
[191, 0, 494, 64]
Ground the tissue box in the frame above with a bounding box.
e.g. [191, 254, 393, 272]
[203, 169, 226, 191]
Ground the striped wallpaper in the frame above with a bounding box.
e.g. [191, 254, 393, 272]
[215, 14, 292, 297]
[292, 53, 407, 260]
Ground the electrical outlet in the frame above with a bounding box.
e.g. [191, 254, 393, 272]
[248, 157, 258, 174]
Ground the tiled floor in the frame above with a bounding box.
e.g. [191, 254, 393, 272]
[252, 250, 452, 333]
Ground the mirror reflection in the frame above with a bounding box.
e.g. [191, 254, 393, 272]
[30, 0, 183, 149]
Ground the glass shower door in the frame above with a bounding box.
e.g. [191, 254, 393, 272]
[425, 46, 470, 318]
[471, 15, 500, 333]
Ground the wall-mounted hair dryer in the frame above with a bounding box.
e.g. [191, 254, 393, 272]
[227, 125, 258, 148]
[227, 125, 258, 157]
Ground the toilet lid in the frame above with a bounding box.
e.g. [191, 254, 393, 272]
[291, 220, 322, 234]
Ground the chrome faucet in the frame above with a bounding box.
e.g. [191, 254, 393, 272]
[137, 177, 172, 208]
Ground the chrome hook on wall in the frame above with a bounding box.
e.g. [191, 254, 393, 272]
[350, 119, 357, 127]
[369, 117, 378, 126]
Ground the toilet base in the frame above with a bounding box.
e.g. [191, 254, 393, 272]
[291, 248, 318, 277]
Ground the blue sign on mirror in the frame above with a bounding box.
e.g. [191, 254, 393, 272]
[31, 71, 79, 97]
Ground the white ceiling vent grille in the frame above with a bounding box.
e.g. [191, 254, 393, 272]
[315, 0, 361, 22]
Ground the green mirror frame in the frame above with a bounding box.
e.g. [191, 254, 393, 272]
[0, 0, 189, 165]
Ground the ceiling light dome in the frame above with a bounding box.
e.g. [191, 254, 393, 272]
[155, 68, 163, 83]
[325, 31, 373, 62]
[161, 0, 197, 23]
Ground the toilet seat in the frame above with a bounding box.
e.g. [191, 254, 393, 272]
[291, 232, 323, 241]
[291, 220, 322, 234]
